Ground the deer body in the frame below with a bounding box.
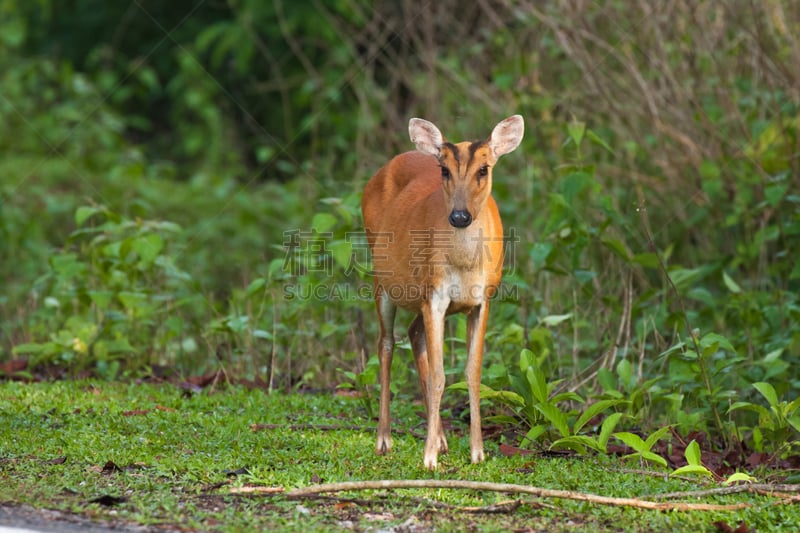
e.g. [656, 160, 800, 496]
[362, 116, 524, 469]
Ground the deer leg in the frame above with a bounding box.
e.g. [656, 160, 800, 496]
[465, 302, 489, 463]
[375, 289, 396, 455]
[409, 315, 447, 456]
[421, 293, 449, 470]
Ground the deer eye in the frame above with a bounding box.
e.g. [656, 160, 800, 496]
[477, 165, 489, 178]
[441, 166, 451, 180]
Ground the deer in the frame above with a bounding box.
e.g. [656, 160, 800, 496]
[361, 115, 524, 469]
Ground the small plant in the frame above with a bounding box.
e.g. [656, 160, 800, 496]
[729, 382, 800, 455]
[670, 440, 713, 478]
[453, 348, 626, 453]
[337, 355, 381, 419]
[614, 426, 672, 468]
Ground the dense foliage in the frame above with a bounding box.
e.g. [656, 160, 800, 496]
[1, 1, 798, 458]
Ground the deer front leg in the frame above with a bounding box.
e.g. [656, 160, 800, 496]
[465, 302, 489, 463]
[421, 295, 448, 470]
[375, 290, 396, 455]
[408, 315, 447, 455]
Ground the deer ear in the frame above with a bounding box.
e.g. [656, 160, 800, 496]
[409, 118, 444, 158]
[489, 115, 524, 158]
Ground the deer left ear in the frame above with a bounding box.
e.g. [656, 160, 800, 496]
[489, 115, 524, 158]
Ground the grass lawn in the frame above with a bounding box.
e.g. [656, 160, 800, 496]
[0, 381, 797, 531]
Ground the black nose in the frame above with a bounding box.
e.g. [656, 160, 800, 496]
[448, 209, 472, 228]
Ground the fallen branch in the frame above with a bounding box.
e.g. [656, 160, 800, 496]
[653, 483, 800, 500]
[286, 480, 749, 511]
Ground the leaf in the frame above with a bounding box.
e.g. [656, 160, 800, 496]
[12, 343, 47, 355]
[527, 365, 550, 404]
[245, 278, 266, 297]
[671, 464, 713, 477]
[574, 400, 625, 434]
[540, 313, 572, 327]
[596, 368, 618, 394]
[614, 431, 646, 452]
[311, 213, 337, 233]
[75, 205, 103, 226]
[567, 119, 586, 148]
[684, 439, 702, 465]
[598, 413, 624, 451]
[522, 425, 548, 445]
[131, 233, 164, 264]
[753, 382, 779, 410]
[551, 435, 600, 454]
[329, 240, 353, 270]
[724, 472, 757, 484]
[601, 238, 630, 261]
[722, 271, 741, 293]
[643, 425, 672, 450]
[640, 451, 668, 468]
[586, 129, 615, 155]
[534, 402, 570, 438]
[630, 252, 660, 268]
[700, 332, 737, 355]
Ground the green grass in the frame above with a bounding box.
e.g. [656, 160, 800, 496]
[0, 381, 797, 532]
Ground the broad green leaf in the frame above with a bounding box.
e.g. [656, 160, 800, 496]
[527, 364, 550, 404]
[599, 413, 624, 450]
[667, 267, 704, 290]
[684, 439, 702, 465]
[753, 382, 779, 409]
[574, 400, 625, 434]
[541, 313, 573, 327]
[722, 271, 741, 293]
[644, 425, 672, 449]
[631, 252, 660, 268]
[519, 348, 535, 373]
[617, 359, 633, 390]
[329, 240, 353, 270]
[88, 291, 113, 310]
[601, 238, 630, 261]
[700, 332, 736, 355]
[535, 402, 570, 438]
[724, 472, 757, 484]
[551, 435, 602, 454]
[12, 343, 47, 355]
[522, 425, 548, 445]
[597, 368, 618, 394]
[671, 464, 712, 477]
[75, 205, 103, 226]
[131, 233, 164, 264]
[614, 432, 646, 452]
[311, 212, 337, 233]
[245, 278, 266, 297]
[567, 120, 586, 147]
[550, 391, 584, 404]
[586, 129, 615, 155]
[641, 450, 668, 468]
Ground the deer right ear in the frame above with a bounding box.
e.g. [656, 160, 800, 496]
[409, 118, 443, 158]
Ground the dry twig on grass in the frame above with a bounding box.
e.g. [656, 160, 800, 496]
[285, 480, 750, 511]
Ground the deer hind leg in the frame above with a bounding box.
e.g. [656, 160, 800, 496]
[375, 289, 396, 455]
[408, 315, 447, 456]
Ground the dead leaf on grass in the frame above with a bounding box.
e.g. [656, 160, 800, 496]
[713, 520, 750, 533]
[122, 409, 150, 416]
[499, 443, 534, 458]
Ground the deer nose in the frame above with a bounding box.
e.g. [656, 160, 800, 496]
[448, 209, 472, 228]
